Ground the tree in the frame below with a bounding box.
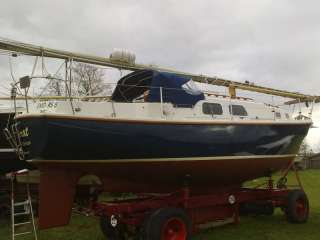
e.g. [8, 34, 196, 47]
[299, 141, 313, 157]
[72, 63, 107, 96]
[298, 141, 314, 168]
[45, 76, 63, 96]
[40, 63, 110, 97]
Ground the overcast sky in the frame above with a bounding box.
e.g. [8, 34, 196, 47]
[0, 0, 320, 148]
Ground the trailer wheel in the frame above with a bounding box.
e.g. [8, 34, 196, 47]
[285, 190, 309, 224]
[100, 215, 127, 239]
[142, 208, 191, 240]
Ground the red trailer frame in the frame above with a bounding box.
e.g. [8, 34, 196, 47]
[90, 163, 309, 239]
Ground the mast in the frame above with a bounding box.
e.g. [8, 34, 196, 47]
[0, 38, 319, 103]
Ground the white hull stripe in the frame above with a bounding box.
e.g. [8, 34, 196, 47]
[27, 154, 296, 164]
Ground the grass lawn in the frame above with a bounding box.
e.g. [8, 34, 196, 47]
[1, 169, 319, 240]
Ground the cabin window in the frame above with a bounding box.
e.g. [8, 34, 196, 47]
[202, 103, 223, 115]
[275, 112, 281, 119]
[285, 113, 290, 119]
[229, 105, 248, 116]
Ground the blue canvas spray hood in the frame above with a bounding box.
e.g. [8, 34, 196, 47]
[111, 70, 204, 106]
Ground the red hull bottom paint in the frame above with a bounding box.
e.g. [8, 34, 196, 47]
[34, 155, 293, 229]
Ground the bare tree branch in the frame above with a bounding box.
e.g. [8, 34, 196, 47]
[73, 63, 108, 96]
[40, 63, 112, 96]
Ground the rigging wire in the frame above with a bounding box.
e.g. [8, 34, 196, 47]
[8, 56, 16, 83]
[31, 56, 39, 78]
[7, 56, 23, 96]
[40, 49, 50, 76]
[38, 60, 65, 97]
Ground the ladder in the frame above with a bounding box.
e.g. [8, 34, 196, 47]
[10, 171, 38, 240]
[3, 122, 25, 160]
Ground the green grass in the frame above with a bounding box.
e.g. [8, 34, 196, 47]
[1, 170, 320, 240]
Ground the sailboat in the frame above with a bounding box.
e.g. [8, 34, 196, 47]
[12, 69, 312, 192]
[0, 39, 317, 229]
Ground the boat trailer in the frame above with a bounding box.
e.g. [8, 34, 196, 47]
[90, 163, 309, 240]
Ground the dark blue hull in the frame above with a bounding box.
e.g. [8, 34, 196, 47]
[0, 151, 33, 174]
[17, 116, 310, 161]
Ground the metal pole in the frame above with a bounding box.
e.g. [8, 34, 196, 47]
[66, 59, 75, 114]
[111, 101, 116, 117]
[24, 89, 29, 113]
[69, 59, 72, 96]
[271, 96, 275, 120]
[160, 87, 163, 117]
[65, 60, 68, 97]
[11, 86, 17, 116]
[11, 174, 15, 240]
[229, 97, 233, 120]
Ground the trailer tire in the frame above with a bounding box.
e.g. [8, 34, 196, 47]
[100, 215, 127, 240]
[285, 190, 309, 224]
[142, 208, 192, 240]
